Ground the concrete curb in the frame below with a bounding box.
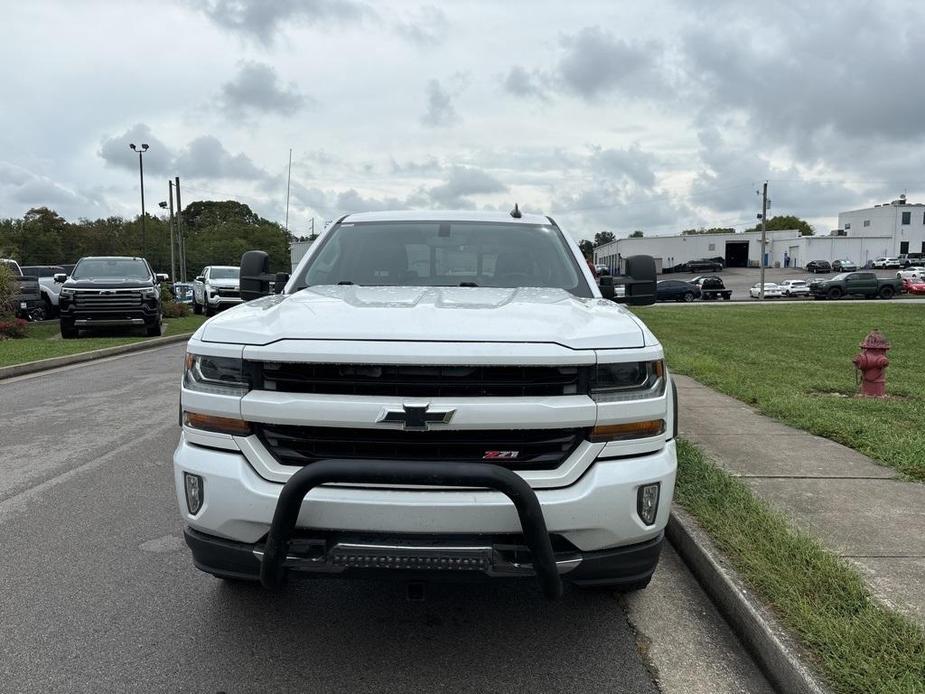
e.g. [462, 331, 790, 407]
[667, 507, 829, 694]
[0, 332, 193, 381]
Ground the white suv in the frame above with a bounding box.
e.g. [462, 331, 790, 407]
[174, 210, 676, 599]
[192, 265, 242, 316]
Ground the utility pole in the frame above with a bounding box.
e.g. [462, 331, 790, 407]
[129, 143, 149, 258]
[285, 148, 292, 235]
[167, 181, 177, 282]
[759, 181, 768, 300]
[175, 176, 186, 282]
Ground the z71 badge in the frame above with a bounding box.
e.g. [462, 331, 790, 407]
[482, 451, 519, 460]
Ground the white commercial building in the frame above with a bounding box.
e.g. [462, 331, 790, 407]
[594, 196, 925, 273]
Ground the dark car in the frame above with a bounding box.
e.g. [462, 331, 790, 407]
[56, 256, 167, 339]
[656, 280, 701, 302]
[805, 260, 831, 273]
[684, 258, 724, 273]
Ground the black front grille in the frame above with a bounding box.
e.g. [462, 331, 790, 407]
[216, 288, 240, 297]
[255, 363, 588, 397]
[74, 290, 143, 309]
[256, 424, 588, 470]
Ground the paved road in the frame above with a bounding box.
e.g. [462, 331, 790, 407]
[0, 345, 772, 693]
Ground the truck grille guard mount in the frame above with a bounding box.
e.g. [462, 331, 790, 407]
[258, 459, 565, 600]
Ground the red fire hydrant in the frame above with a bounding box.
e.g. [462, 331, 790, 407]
[853, 330, 890, 397]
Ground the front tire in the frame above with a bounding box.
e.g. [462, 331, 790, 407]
[205, 304, 216, 317]
[879, 286, 896, 299]
[60, 320, 77, 339]
[193, 298, 202, 315]
[827, 288, 843, 300]
[145, 315, 162, 337]
[683, 292, 694, 302]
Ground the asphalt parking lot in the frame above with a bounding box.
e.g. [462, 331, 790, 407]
[661, 266, 910, 301]
[0, 345, 772, 693]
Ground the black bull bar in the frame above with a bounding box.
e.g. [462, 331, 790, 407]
[259, 459, 564, 600]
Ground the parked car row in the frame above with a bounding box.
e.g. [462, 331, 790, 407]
[655, 276, 732, 302]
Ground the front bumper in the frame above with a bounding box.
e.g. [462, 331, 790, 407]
[206, 293, 243, 307]
[174, 435, 676, 556]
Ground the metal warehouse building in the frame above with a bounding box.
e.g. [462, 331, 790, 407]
[593, 196, 925, 274]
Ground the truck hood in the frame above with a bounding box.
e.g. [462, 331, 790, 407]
[199, 285, 647, 349]
[65, 279, 153, 289]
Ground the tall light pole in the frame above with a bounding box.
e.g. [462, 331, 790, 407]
[129, 143, 149, 258]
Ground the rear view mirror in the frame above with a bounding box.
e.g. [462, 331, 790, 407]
[240, 250, 272, 301]
[616, 255, 657, 306]
[53, 273, 67, 283]
[598, 275, 616, 300]
[156, 273, 169, 283]
[195, 275, 205, 282]
[274, 272, 290, 294]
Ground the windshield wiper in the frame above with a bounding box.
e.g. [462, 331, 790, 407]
[337, 280, 355, 285]
[458, 281, 479, 287]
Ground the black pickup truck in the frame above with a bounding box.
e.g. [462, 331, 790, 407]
[56, 256, 167, 338]
[692, 275, 732, 300]
[1, 258, 44, 320]
[809, 271, 903, 300]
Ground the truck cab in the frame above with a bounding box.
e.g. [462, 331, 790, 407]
[174, 210, 675, 599]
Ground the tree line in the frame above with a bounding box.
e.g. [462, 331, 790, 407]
[0, 201, 293, 279]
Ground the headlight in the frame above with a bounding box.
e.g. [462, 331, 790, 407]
[59, 287, 76, 298]
[184, 353, 249, 395]
[142, 287, 158, 298]
[591, 360, 665, 401]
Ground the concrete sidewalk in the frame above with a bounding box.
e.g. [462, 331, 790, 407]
[675, 374, 925, 628]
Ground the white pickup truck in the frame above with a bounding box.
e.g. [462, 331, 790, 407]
[174, 210, 676, 599]
[191, 265, 242, 316]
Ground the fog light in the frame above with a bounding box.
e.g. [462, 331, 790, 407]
[184, 473, 204, 515]
[637, 483, 660, 526]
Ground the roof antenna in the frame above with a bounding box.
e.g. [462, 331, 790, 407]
[510, 203, 522, 219]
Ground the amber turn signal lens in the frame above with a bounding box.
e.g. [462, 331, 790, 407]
[183, 411, 252, 436]
[590, 419, 665, 442]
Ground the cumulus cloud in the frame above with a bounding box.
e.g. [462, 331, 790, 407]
[590, 145, 657, 188]
[394, 5, 448, 46]
[426, 166, 507, 208]
[220, 61, 311, 117]
[502, 65, 548, 100]
[556, 26, 663, 100]
[98, 124, 174, 175]
[98, 125, 268, 182]
[0, 162, 106, 220]
[174, 135, 267, 180]
[421, 79, 459, 127]
[190, 0, 369, 45]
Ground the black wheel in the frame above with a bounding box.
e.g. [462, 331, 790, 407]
[145, 316, 162, 337]
[879, 286, 895, 299]
[827, 288, 843, 300]
[205, 305, 216, 317]
[193, 298, 202, 315]
[683, 292, 695, 302]
[44, 297, 56, 318]
[60, 321, 77, 339]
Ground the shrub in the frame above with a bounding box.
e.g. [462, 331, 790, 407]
[0, 262, 15, 320]
[0, 318, 28, 339]
[162, 300, 190, 318]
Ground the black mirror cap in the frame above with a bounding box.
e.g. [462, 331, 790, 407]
[195, 275, 205, 282]
[240, 250, 271, 301]
[53, 273, 67, 283]
[623, 255, 657, 306]
[155, 273, 169, 283]
[274, 272, 290, 294]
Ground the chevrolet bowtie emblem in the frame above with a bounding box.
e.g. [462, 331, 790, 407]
[377, 404, 456, 431]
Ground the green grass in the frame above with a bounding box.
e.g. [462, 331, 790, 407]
[636, 303, 925, 480]
[676, 440, 925, 694]
[0, 315, 205, 368]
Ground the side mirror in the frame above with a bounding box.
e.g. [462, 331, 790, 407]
[240, 250, 272, 301]
[612, 255, 657, 306]
[274, 272, 290, 294]
[195, 275, 204, 282]
[598, 275, 616, 300]
[54, 273, 67, 283]
[156, 273, 169, 283]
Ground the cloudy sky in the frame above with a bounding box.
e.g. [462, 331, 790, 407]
[1, 0, 923, 239]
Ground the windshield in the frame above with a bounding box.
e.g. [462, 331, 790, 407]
[72, 258, 150, 280]
[831, 273, 849, 281]
[295, 221, 591, 297]
[209, 267, 239, 280]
